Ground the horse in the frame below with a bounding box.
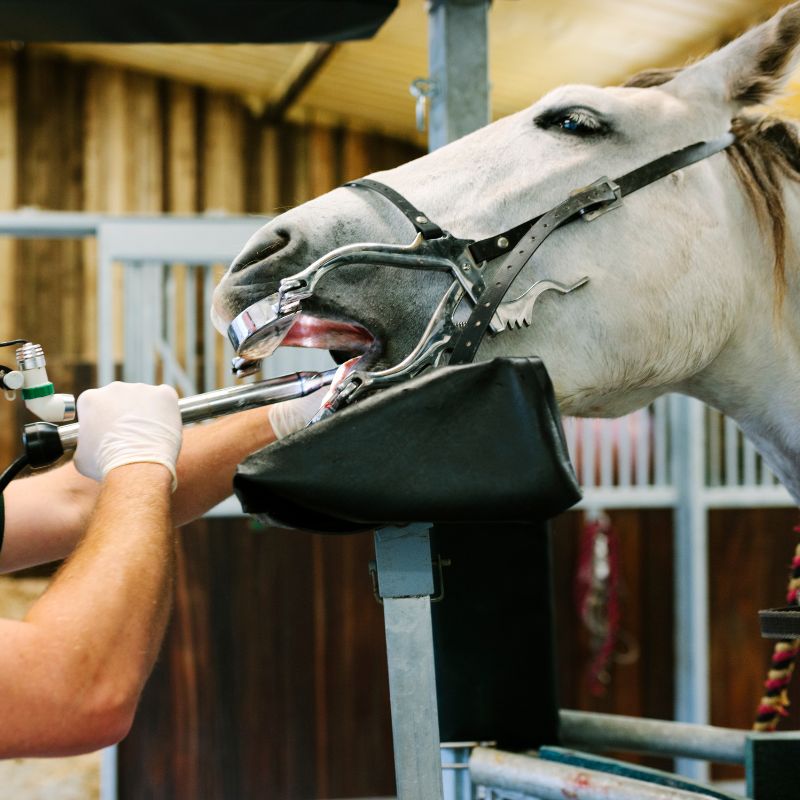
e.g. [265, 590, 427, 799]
[212, 3, 800, 502]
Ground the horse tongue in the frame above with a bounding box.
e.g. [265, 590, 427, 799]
[283, 315, 373, 351]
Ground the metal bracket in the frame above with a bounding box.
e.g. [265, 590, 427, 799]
[369, 555, 451, 605]
[410, 77, 439, 133]
[490, 276, 589, 333]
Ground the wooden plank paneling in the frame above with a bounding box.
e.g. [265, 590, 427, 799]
[308, 125, 337, 198]
[203, 91, 245, 214]
[125, 73, 163, 213]
[257, 125, 281, 214]
[16, 52, 85, 368]
[709, 508, 800, 781]
[551, 509, 675, 772]
[342, 129, 372, 182]
[119, 523, 395, 800]
[166, 84, 199, 214]
[0, 48, 17, 462]
[84, 65, 128, 213]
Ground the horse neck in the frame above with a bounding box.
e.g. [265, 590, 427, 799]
[682, 177, 800, 502]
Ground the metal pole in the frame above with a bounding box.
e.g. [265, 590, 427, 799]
[375, 525, 444, 800]
[99, 745, 117, 800]
[469, 748, 716, 800]
[559, 710, 747, 765]
[421, 7, 490, 794]
[672, 395, 710, 782]
[427, 0, 490, 152]
[441, 744, 474, 799]
[97, 227, 114, 387]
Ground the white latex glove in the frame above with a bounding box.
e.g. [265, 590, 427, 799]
[268, 388, 327, 439]
[75, 382, 183, 489]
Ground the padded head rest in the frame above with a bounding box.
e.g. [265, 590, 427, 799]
[234, 357, 581, 533]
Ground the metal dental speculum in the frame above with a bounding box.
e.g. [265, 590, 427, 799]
[227, 231, 482, 361]
[226, 132, 737, 410]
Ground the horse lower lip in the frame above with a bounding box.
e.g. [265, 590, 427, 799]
[282, 315, 374, 352]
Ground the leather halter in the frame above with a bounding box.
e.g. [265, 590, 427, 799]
[227, 131, 738, 410]
[345, 132, 736, 365]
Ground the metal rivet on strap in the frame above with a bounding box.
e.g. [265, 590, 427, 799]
[497, 236, 509, 249]
[415, 215, 429, 224]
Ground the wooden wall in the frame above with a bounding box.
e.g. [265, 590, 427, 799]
[1, 45, 798, 798]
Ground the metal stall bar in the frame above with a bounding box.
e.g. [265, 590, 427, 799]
[376, 6, 490, 800]
[559, 710, 747, 765]
[635, 409, 650, 486]
[469, 748, 721, 800]
[374, 525, 444, 800]
[672, 396, 710, 782]
[94, 217, 264, 386]
[654, 395, 669, 486]
[427, 0, 490, 151]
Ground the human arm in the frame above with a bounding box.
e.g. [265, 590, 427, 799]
[0, 389, 320, 573]
[0, 463, 174, 756]
[0, 381, 183, 756]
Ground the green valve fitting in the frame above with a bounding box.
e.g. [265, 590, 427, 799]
[22, 383, 55, 400]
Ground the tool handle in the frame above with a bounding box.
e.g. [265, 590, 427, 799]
[56, 370, 336, 452]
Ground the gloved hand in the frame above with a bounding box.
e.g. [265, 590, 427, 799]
[268, 388, 326, 439]
[75, 382, 183, 489]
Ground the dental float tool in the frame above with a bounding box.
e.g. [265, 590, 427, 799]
[19, 368, 337, 473]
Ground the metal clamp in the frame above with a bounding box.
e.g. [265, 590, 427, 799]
[369, 555, 452, 605]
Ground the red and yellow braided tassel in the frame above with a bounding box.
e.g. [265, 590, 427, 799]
[754, 539, 800, 732]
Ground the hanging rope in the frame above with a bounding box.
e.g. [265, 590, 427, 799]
[753, 530, 800, 732]
[575, 511, 638, 697]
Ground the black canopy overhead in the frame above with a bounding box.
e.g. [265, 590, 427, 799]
[0, 1, 398, 43]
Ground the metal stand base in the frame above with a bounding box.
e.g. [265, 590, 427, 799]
[375, 525, 444, 800]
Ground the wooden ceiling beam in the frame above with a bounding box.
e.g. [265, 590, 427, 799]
[263, 42, 336, 123]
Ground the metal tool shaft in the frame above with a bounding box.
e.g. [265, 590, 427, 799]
[56, 369, 336, 452]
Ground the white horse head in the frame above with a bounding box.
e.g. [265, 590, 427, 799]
[213, 3, 800, 498]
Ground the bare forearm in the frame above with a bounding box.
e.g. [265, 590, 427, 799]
[171, 406, 276, 525]
[0, 407, 276, 573]
[14, 464, 174, 755]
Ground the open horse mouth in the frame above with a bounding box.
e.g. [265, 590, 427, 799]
[279, 313, 380, 401]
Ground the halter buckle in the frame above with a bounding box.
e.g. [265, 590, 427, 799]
[574, 177, 623, 222]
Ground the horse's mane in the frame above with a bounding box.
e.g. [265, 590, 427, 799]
[626, 68, 800, 304]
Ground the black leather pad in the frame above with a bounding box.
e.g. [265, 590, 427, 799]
[233, 357, 581, 533]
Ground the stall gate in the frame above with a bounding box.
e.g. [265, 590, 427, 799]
[0, 211, 792, 790]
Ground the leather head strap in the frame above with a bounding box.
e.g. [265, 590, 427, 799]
[468, 132, 737, 265]
[345, 178, 444, 239]
[343, 131, 736, 370]
[450, 132, 737, 363]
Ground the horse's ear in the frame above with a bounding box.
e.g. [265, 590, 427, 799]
[670, 2, 800, 108]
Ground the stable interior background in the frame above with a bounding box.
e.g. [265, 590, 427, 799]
[1, 0, 799, 796]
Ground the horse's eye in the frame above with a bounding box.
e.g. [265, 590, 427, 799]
[555, 111, 605, 135]
[536, 108, 610, 137]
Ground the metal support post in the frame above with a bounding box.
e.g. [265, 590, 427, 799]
[427, 0, 490, 151]
[441, 743, 474, 800]
[374, 524, 444, 800]
[671, 396, 710, 782]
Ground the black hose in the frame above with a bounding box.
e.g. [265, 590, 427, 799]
[0, 454, 29, 493]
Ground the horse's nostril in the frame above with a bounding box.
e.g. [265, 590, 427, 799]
[230, 231, 290, 274]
